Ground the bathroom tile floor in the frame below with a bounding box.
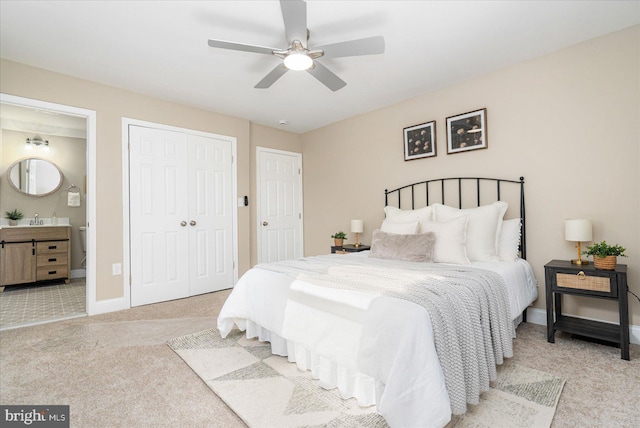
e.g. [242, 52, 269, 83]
[0, 279, 86, 330]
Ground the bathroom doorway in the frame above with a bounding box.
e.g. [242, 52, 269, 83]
[0, 94, 96, 330]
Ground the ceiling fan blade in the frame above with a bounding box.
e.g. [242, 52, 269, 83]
[306, 62, 346, 92]
[315, 35, 385, 59]
[280, 0, 307, 47]
[208, 39, 277, 56]
[254, 64, 289, 89]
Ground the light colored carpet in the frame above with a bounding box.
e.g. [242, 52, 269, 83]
[169, 327, 566, 428]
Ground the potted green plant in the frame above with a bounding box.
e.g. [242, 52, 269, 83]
[583, 240, 626, 270]
[5, 209, 24, 226]
[331, 231, 348, 247]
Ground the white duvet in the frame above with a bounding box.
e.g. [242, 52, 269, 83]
[218, 252, 538, 428]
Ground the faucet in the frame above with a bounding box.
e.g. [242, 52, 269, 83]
[33, 213, 39, 226]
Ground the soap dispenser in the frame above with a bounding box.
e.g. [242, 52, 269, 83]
[52, 212, 58, 225]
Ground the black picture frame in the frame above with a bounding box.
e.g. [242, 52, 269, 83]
[446, 108, 487, 154]
[403, 120, 436, 161]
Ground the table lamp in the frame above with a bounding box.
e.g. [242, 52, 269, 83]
[351, 219, 364, 248]
[565, 219, 592, 265]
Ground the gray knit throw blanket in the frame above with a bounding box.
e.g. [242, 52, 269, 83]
[292, 262, 515, 415]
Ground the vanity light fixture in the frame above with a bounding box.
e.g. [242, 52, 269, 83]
[25, 136, 50, 153]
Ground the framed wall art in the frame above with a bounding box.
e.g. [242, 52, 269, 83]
[403, 120, 436, 161]
[446, 108, 487, 154]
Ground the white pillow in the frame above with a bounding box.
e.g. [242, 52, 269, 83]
[384, 205, 433, 223]
[419, 216, 470, 264]
[380, 218, 419, 234]
[498, 218, 521, 261]
[433, 202, 508, 261]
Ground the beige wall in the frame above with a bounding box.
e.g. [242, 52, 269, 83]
[301, 26, 640, 325]
[0, 59, 257, 301]
[1, 130, 87, 270]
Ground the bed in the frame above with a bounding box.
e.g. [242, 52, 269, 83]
[218, 177, 538, 428]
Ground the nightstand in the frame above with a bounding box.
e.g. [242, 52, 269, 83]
[331, 244, 370, 254]
[544, 260, 629, 360]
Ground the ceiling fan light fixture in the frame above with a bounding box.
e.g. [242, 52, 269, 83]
[284, 52, 313, 71]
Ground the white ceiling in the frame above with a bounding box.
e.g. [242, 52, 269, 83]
[1, 1, 638, 134]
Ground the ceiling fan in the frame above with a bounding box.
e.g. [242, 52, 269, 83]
[207, 0, 385, 91]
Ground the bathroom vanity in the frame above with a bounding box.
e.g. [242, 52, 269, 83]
[0, 225, 71, 286]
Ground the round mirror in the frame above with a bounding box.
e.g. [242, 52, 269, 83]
[7, 158, 64, 197]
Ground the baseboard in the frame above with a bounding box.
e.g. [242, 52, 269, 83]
[526, 307, 640, 345]
[70, 269, 86, 279]
[87, 296, 128, 316]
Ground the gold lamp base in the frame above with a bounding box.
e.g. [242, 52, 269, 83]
[354, 232, 360, 248]
[570, 241, 589, 265]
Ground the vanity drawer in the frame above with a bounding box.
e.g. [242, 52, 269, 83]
[37, 253, 68, 267]
[1, 226, 70, 242]
[37, 265, 69, 281]
[36, 241, 68, 255]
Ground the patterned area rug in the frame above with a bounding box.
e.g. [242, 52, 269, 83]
[168, 328, 565, 428]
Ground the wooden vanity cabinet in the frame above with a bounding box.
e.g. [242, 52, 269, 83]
[1, 242, 36, 285]
[0, 226, 71, 286]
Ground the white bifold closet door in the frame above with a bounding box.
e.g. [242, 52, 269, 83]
[129, 125, 233, 307]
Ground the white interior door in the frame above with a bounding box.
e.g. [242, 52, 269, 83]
[129, 126, 234, 306]
[257, 148, 303, 263]
[129, 126, 190, 306]
[188, 134, 234, 296]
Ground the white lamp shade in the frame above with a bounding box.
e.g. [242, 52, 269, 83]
[565, 219, 592, 242]
[351, 219, 364, 233]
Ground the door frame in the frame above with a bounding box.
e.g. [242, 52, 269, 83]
[256, 146, 303, 264]
[122, 118, 238, 308]
[0, 93, 98, 314]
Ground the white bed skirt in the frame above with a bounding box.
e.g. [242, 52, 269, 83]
[245, 319, 379, 407]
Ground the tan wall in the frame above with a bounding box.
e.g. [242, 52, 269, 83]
[249, 123, 303, 266]
[1, 130, 87, 270]
[0, 59, 256, 301]
[301, 26, 640, 325]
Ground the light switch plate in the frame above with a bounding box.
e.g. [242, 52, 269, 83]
[112, 263, 122, 275]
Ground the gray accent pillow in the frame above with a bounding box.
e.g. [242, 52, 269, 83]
[368, 229, 436, 262]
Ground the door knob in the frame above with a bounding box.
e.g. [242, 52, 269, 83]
[262, 221, 268, 226]
[180, 221, 187, 227]
[190, 220, 196, 226]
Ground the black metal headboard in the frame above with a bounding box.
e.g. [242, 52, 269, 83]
[384, 177, 526, 259]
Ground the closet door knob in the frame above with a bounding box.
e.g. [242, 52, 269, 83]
[262, 221, 268, 226]
[180, 221, 187, 227]
[190, 220, 196, 226]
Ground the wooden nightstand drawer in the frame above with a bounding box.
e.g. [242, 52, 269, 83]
[556, 272, 614, 294]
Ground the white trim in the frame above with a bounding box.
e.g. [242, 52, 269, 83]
[255, 147, 304, 264]
[90, 296, 129, 315]
[122, 117, 239, 308]
[70, 269, 86, 279]
[526, 307, 640, 345]
[0, 93, 98, 316]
